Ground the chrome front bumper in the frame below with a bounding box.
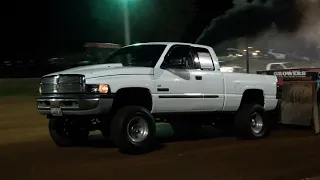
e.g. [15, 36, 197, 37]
[36, 94, 114, 116]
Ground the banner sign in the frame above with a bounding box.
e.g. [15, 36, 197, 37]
[273, 70, 306, 77]
[257, 69, 320, 81]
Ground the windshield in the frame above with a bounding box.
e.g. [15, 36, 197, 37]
[102, 45, 167, 67]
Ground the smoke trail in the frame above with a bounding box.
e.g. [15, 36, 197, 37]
[196, 2, 273, 46]
[295, 0, 320, 46]
[195, 0, 317, 47]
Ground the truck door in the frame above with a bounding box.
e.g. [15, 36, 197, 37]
[191, 47, 225, 111]
[153, 45, 204, 113]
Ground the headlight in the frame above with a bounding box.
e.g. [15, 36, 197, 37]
[39, 86, 42, 94]
[98, 84, 109, 93]
[87, 84, 110, 94]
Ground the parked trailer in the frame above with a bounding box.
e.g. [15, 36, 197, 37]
[257, 68, 320, 134]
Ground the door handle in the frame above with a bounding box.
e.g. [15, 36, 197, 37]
[195, 75, 202, 80]
[157, 88, 169, 92]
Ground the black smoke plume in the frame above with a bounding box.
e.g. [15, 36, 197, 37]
[195, 0, 306, 47]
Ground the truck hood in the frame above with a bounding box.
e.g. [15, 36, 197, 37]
[44, 63, 154, 79]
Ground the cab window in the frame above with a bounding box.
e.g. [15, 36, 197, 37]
[162, 45, 196, 69]
[192, 47, 215, 70]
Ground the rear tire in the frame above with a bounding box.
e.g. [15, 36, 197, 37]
[234, 104, 270, 139]
[110, 106, 156, 154]
[49, 117, 89, 147]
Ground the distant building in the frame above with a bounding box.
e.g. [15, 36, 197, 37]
[84, 42, 121, 61]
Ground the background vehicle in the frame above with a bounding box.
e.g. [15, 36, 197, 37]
[37, 42, 278, 154]
[220, 65, 246, 73]
[287, 52, 311, 61]
[266, 49, 287, 60]
[266, 62, 297, 70]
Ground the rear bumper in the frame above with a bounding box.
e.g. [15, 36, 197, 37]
[36, 94, 114, 116]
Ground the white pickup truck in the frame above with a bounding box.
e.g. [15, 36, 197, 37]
[37, 42, 278, 154]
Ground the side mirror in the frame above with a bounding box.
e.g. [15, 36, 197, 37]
[163, 58, 186, 68]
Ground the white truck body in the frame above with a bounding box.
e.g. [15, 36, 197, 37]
[44, 42, 278, 113]
[37, 42, 279, 153]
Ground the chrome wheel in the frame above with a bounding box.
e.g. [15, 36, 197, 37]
[250, 112, 264, 134]
[127, 116, 149, 143]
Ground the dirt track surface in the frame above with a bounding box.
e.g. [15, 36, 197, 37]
[1, 97, 320, 180]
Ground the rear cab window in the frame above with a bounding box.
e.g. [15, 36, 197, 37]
[270, 64, 284, 70]
[191, 47, 215, 71]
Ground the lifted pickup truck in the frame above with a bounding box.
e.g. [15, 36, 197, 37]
[37, 42, 278, 153]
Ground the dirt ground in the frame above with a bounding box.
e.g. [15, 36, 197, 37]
[1, 97, 320, 180]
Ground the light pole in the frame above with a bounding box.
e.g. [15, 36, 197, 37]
[245, 38, 251, 74]
[123, 0, 131, 45]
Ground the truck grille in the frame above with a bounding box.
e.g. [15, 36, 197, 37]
[40, 74, 86, 94]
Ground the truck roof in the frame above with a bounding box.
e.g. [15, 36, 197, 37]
[123, 42, 213, 50]
[268, 62, 289, 65]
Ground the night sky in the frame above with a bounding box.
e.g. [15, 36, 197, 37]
[3, 0, 319, 63]
[4, 0, 233, 62]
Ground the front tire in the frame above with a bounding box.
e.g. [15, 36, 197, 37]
[49, 117, 89, 147]
[110, 106, 156, 154]
[234, 104, 270, 139]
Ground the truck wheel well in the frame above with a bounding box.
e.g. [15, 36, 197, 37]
[112, 88, 153, 112]
[240, 89, 264, 107]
